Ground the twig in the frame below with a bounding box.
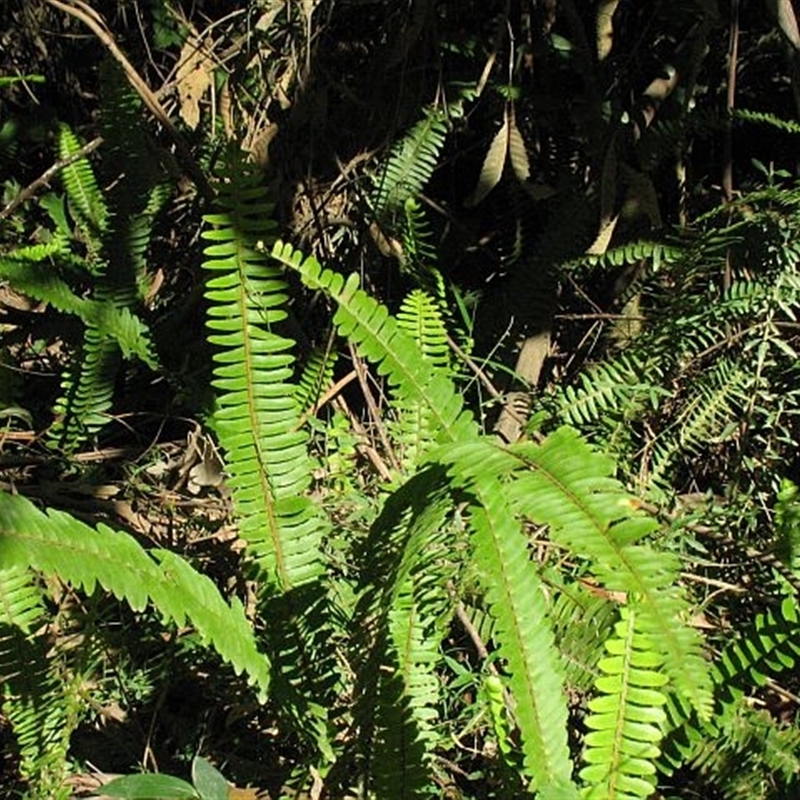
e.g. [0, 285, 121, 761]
[331, 396, 393, 482]
[44, 0, 213, 201]
[0, 136, 103, 221]
[348, 343, 402, 474]
[446, 333, 503, 403]
[723, 0, 740, 203]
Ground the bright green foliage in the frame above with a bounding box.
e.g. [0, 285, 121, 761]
[271, 241, 477, 445]
[202, 159, 326, 591]
[580, 607, 668, 800]
[506, 430, 711, 720]
[0, 625, 83, 800]
[775, 478, 800, 576]
[0, 491, 270, 694]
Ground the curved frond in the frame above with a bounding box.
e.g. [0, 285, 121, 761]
[271, 241, 478, 445]
[507, 429, 713, 720]
[0, 490, 270, 695]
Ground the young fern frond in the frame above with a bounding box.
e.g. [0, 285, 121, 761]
[203, 160, 327, 591]
[0, 250, 157, 369]
[391, 289, 452, 470]
[0, 566, 44, 634]
[0, 490, 271, 695]
[579, 606, 668, 800]
[46, 123, 161, 451]
[293, 345, 337, 416]
[57, 123, 107, 250]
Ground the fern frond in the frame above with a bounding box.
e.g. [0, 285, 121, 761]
[373, 106, 451, 219]
[568, 239, 684, 275]
[648, 357, 750, 488]
[48, 328, 120, 451]
[203, 159, 326, 591]
[733, 108, 800, 135]
[662, 593, 800, 776]
[293, 346, 337, 416]
[0, 490, 271, 695]
[579, 606, 668, 800]
[555, 352, 667, 430]
[549, 581, 617, 692]
[57, 123, 107, 247]
[464, 473, 575, 793]
[507, 429, 713, 720]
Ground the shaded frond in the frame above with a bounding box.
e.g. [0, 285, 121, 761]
[57, 123, 107, 247]
[373, 105, 452, 219]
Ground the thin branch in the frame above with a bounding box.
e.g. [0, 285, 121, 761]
[0, 136, 103, 221]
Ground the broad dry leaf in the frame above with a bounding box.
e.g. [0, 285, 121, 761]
[507, 106, 530, 183]
[176, 38, 214, 130]
[596, 0, 620, 61]
[465, 110, 509, 207]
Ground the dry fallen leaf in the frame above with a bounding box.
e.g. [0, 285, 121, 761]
[176, 37, 214, 130]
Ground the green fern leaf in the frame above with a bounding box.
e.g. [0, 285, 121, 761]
[580, 606, 668, 800]
[203, 160, 326, 591]
[271, 241, 478, 445]
[0, 491, 270, 695]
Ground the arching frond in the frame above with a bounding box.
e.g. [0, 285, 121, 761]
[0, 490, 270, 695]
